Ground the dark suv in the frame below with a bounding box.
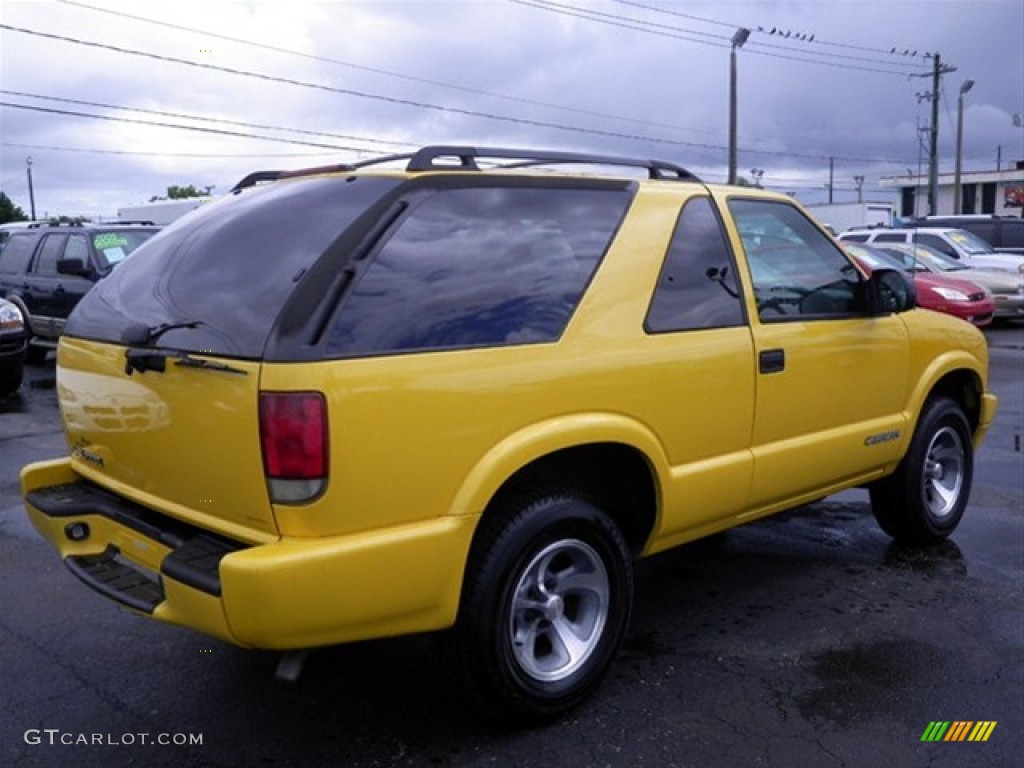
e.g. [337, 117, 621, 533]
[907, 216, 1024, 255]
[0, 222, 160, 360]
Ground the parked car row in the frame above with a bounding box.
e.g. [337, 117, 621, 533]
[843, 243, 995, 327]
[836, 225, 1024, 274]
[909, 214, 1024, 255]
[874, 242, 1024, 320]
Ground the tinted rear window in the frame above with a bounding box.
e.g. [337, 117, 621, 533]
[66, 176, 401, 358]
[325, 184, 631, 357]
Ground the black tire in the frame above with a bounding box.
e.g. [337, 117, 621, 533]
[869, 397, 973, 544]
[442, 492, 634, 723]
[0, 357, 23, 395]
[24, 343, 49, 365]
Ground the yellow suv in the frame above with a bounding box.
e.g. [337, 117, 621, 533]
[22, 146, 998, 721]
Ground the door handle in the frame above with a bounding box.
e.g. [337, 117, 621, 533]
[759, 348, 785, 374]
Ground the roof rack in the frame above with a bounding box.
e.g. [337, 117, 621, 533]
[231, 163, 357, 193]
[402, 146, 700, 181]
[231, 145, 701, 192]
[24, 220, 157, 229]
[27, 220, 90, 228]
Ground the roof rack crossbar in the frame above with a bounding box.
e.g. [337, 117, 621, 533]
[404, 146, 701, 181]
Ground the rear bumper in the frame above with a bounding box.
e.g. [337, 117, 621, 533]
[22, 459, 478, 649]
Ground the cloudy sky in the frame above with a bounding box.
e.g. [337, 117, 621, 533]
[1, 0, 1022, 219]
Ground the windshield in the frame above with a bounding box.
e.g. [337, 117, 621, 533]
[944, 229, 996, 255]
[906, 244, 969, 272]
[92, 229, 159, 270]
[843, 244, 906, 272]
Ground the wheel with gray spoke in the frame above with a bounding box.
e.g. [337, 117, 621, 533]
[442, 492, 633, 722]
[870, 396, 973, 543]
[510, 538, 610, 683]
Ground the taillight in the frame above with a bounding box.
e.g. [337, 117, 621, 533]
[259, 392, 327, 503]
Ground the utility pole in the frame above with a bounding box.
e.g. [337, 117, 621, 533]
[26, 157, 36, 220]
[828, 157, 834, 203]
[728, 28, 751, 185]
[926, 53, 956, 215]
[954, 79, 974, 215]
[854, 175, 865, 203]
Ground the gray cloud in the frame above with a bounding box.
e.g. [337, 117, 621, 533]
[1, 0, 1021, 218]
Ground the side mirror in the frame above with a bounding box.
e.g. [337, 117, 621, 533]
[56, 258, 90, 278]
[867, 268, 916, 315]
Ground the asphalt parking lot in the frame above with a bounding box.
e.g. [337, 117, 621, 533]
[1, 324, 1021, 768]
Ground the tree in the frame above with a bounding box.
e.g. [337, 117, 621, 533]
[0, 191, 29, 224]
[149, 184, 215, 202]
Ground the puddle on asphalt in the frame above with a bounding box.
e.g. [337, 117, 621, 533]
[793, 639, 946, 726]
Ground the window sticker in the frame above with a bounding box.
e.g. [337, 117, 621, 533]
[93, 233, 129, 251]
[101, 247, 127, 263]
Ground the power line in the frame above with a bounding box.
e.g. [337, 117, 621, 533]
[0, 90, 412, 151]
[55, 0, 733, 142]
[514, 0, 929, 75]
[0, 22, 736, 153]
[611, 0, 931, 59]
[0, 101, 387, 153]
[1, 141, 339, 159]
[0, 21, 917, 166]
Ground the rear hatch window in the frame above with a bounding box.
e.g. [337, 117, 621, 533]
[66, 175, 401, 358]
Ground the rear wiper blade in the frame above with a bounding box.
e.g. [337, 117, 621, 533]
[124, 347, 247, 377]
[173, 355, 247, 375]
[121, 319, 203, 346]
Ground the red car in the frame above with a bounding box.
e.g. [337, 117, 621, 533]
[844, 244, 994, 327]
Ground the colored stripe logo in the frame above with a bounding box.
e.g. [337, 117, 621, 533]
[921, 721, 997, 742]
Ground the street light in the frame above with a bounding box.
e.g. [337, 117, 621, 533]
[728, 27, 751, 185]
[954, 78, 974, 215]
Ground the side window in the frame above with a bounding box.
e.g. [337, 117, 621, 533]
[915, 234, 958, 259]
[64, 235, 90, 265]
[729, 198, 863, 321]
[645, 196, 744, 333]
[0, 234, 37, 275]
[34, 235, 68, 275]
[325, 185, 631, 356]
[840, 233, 869, 243]
[873, 233, 907, 243]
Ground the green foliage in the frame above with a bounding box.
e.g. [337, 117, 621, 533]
[0, 191, 29, 224]
[150, 184, 215, 202]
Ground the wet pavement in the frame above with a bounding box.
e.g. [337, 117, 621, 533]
[1, 325, 1021, 768]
